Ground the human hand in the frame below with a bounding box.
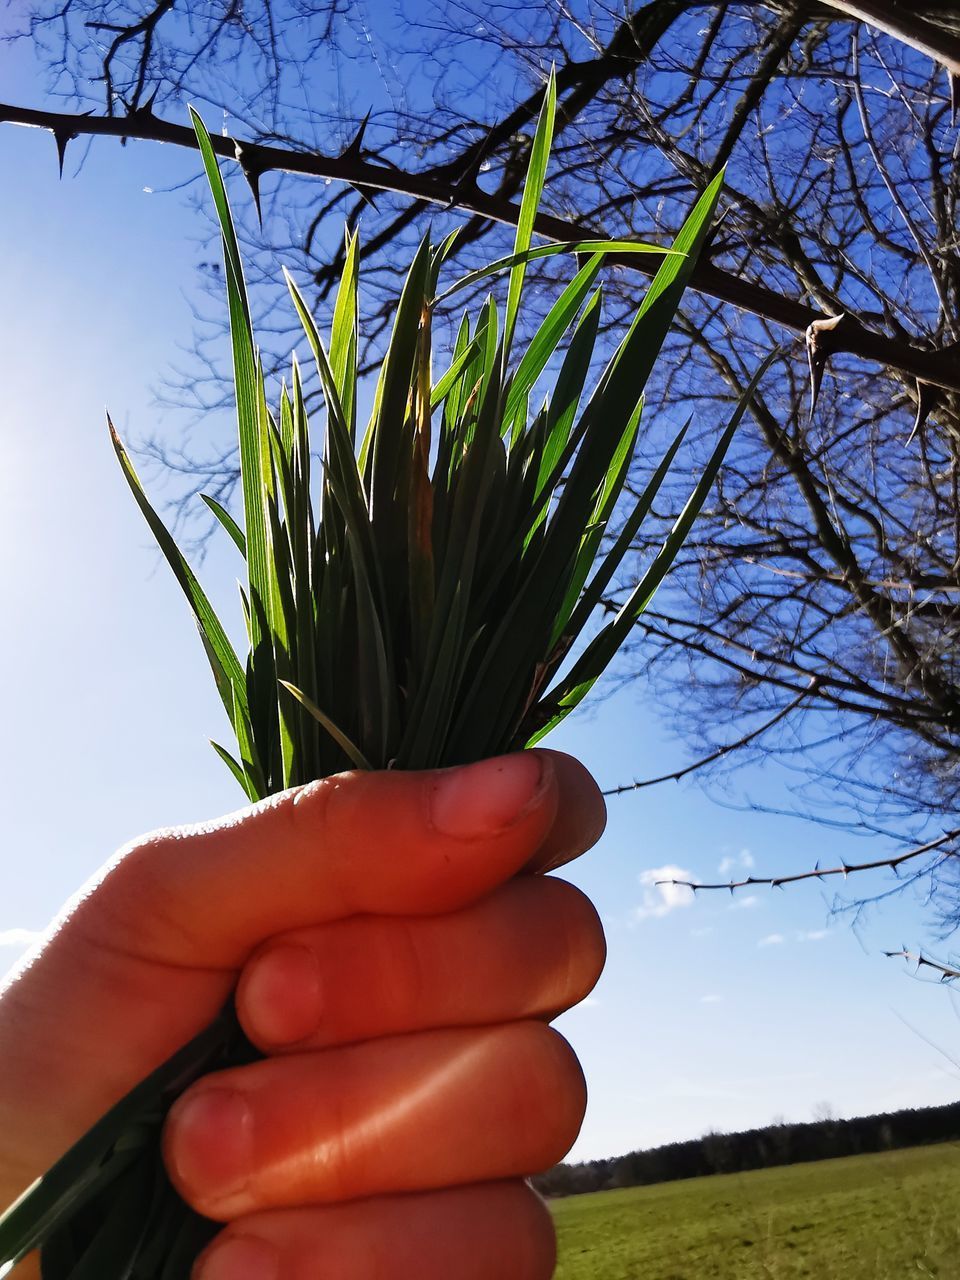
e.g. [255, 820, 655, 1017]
[0, 749, 606, 1279]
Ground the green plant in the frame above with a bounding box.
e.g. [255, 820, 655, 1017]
[0, 74, 768, 1278]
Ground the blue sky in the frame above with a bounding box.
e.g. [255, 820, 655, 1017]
[1, 29, 959, 1168]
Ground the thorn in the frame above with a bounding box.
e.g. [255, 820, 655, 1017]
[806, 341, 826, 419]
[340, 108, 372, 162]
[907, 380, 940, 444]
[804, 313, 844, 420]
[127, 86, 161, 125]
[349, 182, 379, 211]
[235, 142, 269, 226]
[52, 126, 77, 178]
[118, 91, 162, 147]
[443, 166, 482, 211]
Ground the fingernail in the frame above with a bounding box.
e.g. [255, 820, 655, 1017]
[243, 944, 322, 1045]
[430, 753, 548, 838]
[167, 1087, 253, 1203]
[194, 1235, 279, 1280]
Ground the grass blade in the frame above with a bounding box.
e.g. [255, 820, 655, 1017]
[201, 494, 246, 557]
[280, 682, 373, 770]
[437, 238, 680, 306]
[530, 352, 776, 740]
[502, 68, 556, 364]
[109, 418, 247, 724]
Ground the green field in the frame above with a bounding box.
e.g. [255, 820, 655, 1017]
[551, 1143, 960, 1279]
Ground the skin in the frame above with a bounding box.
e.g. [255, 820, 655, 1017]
[0, 749, 607, 1279]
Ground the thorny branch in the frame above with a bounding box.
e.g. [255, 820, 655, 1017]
[1, 97, 959, 394]
[884, 949, 960, 982]
[603, 680, 818, 795]
[656, 825, 960, 891]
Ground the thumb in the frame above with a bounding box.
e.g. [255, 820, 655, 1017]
[73, 751, 559, 968]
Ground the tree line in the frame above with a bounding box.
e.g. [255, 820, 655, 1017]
[532, 1098, 960, 1198]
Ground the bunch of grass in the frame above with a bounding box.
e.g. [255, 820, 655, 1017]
[0, 76, 766, 1278]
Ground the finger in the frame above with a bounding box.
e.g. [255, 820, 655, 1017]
[79, 751, 558, 968]
[526, 750, 606, 874]
[192, 1182, 555, 1280]
[163, 1022, 585, 1220]
[0, 754, 558, 1192]
[236, 877, 606, 1051]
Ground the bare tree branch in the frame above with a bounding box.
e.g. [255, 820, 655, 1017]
[821, 0, 960, 76]
[884, 948, 960, 981]
[656, 826, 960, 891]
[603, 679, 817, 794]
[2, 97, 959, 393]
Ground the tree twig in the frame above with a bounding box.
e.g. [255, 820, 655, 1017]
[820, 0, 960, 77]
[655, 826, 960, 891]
[2, 99, 960, 394]
[603, 680, 817, 795]
[884, 949, 960, 982]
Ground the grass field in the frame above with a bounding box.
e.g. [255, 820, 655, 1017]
[551, 1143, 960, 1279]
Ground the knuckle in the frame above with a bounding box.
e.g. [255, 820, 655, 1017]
[72, 829, 194, 960]
[557, 881, 607, 996]
[535, 878, 606, 1006]
[514, 1183, 559, 1280]
[379, 918, 429, 1020]
[509, 1023, 587, 1166]
[538, 1024, 587, 1112]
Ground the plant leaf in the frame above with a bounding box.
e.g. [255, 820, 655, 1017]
[201, 494, 246, 557]
[109, 418, 247, 725]
[529, 351, 776, 742]
[502, 68, 556, 364]
[280, 682, 374, 770]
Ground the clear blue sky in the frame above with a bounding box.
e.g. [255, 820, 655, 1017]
[0, 30, 958, 1168]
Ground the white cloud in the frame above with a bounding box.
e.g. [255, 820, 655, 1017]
[797, 929, 828, 942]
[730, 894, 760, 911]
[759, 933, 785, 947]
[635, 866, 695, 920]
[690, 926, 714, 938]
[718, 848, 755, 875]
[700, 994, 723, 1004]
[0, 928, 44, 949]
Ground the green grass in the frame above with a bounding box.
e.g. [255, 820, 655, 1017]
[552, 1143, 960, 1279]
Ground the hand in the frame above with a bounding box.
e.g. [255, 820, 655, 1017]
[0, 750, 606, 1279]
